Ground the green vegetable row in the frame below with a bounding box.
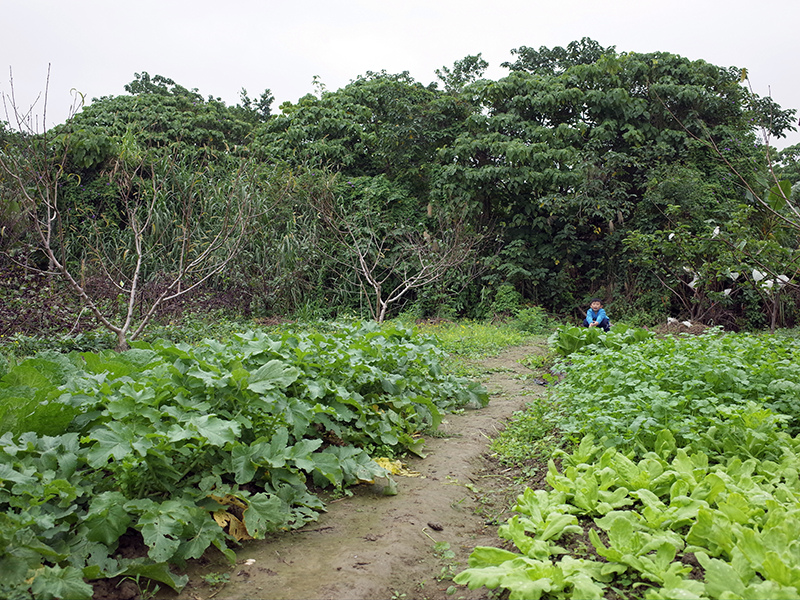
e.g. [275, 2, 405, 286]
[0, 322, 487, 599]
[458, 330, 800, 599]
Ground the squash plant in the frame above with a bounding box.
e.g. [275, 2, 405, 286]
[0, 321, 486, 598]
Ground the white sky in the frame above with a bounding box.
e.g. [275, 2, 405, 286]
[3, 0, 799, 149]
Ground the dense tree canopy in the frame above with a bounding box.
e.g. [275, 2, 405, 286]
[3, 40, 798, 328]
[49, 72, 257, 172]
[434, 46, 783, 307]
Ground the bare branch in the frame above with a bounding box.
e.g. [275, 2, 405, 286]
[311, 185, 485, 322]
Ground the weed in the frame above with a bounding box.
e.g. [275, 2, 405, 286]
[202, 572, 230, 587]
[120, 575, 160, 600]
[329, 486, 354, 500]
[438, 564, 458, 581]
[422, 425, 462, 439]
[490, 397, 567, 467]
[520, 352, 549, 370]
[513, 306, 556, 334]
[414, 320, 530, 359]
[433, 541, 456, 560]
[450, 497, 466, 510]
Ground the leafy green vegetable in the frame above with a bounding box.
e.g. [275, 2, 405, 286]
[460, 331, 800, 599]
[0, 321, 486, 598]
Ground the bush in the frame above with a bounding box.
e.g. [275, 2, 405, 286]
[491, 283, 523, 315]
[513, 306, 553, 334]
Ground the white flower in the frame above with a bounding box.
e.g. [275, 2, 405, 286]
[777, 274, 790, 288]
[752, 269, 766, 282]
[682, 321, 692, 328]
[729, 272, 740, 280]
[712, 226, 720, 237]
[723, 288, 732, 296]
[669, 233, 675, 240]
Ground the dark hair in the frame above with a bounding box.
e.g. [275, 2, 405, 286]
[590, 298, 603, 304]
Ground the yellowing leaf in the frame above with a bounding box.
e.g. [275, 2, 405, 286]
[208, 493, 247, 509]
[374, 457, 420, 477]
[212, 510, 253, 541]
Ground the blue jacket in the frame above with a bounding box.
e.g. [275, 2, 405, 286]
[586, 308, 608, 324]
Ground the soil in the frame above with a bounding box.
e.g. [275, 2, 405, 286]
[155, 343, 547, 600]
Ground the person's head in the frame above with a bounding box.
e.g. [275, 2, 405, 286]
[589, 298, 603, 311]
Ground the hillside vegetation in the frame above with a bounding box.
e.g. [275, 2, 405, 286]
[2, 38, 799, 347]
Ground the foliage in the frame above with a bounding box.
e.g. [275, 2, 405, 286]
[53, 72, 254, 162]
[490, 283, 524, 315]
[435, 54, 489, 94]
[554, 330, 800, 449]
[624, 162, 800, 330]
[491, 394, 566, 468]
[548, 323, 654, 357]
[458, 432, 800, 599]
[502, 37, 616, 75]
[253, 70, 469, 192]
[776, 143, 800, 188]
[0, 322, 487, 597]
[513, 306, 556, 335]
[415, 320, 531, 360]
[462, 331, 800, 599]
[436, 41, 791, 313]
[0, 127, 265, 350]
[311, 171, 486, 322]
[5, 39, 796, 326]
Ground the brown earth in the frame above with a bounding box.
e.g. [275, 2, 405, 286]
[156, 343, 547, 600]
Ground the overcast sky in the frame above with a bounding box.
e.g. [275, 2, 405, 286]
[3, 0, 799, 149]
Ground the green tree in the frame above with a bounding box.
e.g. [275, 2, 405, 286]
[236, 87, 275, 123]
[501, 37, 615, 75]
[246, 72, 479, 316]
[776, 143, 800, 189]
[252, 71, 470, 196]
[435, 53, 489, 94]
[434, 41, 793, 314]
[53, 72, 255, 172]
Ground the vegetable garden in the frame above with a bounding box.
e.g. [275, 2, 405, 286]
[4, 318, 800, 599]
[0, 322, 486, 599]
[458, 326, 800, 599]
[2, 33, 800, 600]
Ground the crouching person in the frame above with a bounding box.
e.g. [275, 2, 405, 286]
[582, 298, 610, 332]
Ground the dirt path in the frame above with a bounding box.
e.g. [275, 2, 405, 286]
[165, 344, 545, 600]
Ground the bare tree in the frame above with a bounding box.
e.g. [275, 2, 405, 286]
[314, 187, 485, 322]
[1, 76, 262, 350]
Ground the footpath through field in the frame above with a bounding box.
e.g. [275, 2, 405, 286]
[163, 343, 545, 600]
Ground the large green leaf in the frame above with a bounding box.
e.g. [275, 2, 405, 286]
[85, 422, 138, 467]
[114, 559, 190, 592]
[83, 491, 132, 546]
[134, 500, 188, 563]
[30, 565, 94, 600]
[247, 360, 300, 394]
[243, 492, 288, 538]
